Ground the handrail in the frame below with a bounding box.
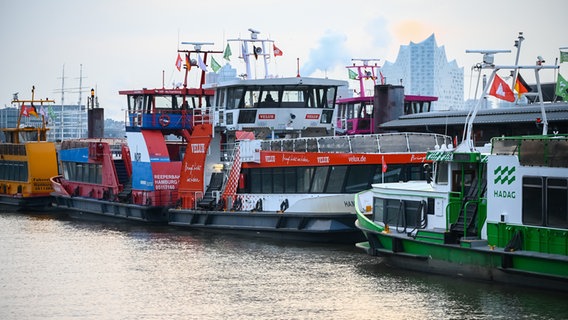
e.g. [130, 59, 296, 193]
[260, 132, 451, 154]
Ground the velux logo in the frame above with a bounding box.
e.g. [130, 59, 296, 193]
[494, 166, 516, 185]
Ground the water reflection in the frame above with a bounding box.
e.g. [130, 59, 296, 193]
[0, 212, 567, 320]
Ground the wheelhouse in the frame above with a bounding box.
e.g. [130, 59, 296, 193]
[120, 87, 214, 131]
[210, 77, 345, 135]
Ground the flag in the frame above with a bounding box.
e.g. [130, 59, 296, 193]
[29, 105, 39, 118]
[223, 43, 232, 61]
[556, 73, 568, 101]
[48, 105, 57, 120]
[211, 57, 221, 73]
[382, 156, 387, 173]
[241, 42, 249, 64]
[39, 105, 48, 117]
[560, 51, 568, 64]
[489, 74, 515, 102]
[379, 70, 385, 85]
[185, 54, 191, 71]
[348, 69, 357, 80]
[20, 104, 29, 117]
[273, 43, 283, 56]
[197, 53, 207, 71]
[175, 53, 182, 71]
[514, 73, 532, 96]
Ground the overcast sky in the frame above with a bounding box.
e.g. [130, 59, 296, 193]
[1, 0, 566, 120]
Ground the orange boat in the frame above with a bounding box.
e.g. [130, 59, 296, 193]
[0, 86, 58, 211]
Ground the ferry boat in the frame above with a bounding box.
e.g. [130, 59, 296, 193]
[336, 58, 438, 135]
[354, 51, 568, 290]
[0, 86, 59, 211]
[168, 30, 451, 243]
[50, 43, 219, 223]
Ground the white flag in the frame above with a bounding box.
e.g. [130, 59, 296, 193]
[197, 54, 208, 72]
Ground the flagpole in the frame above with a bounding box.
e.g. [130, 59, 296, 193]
[511, 32, 524, 98]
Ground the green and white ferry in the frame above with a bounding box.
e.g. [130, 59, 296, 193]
[354, 49, 568, 291]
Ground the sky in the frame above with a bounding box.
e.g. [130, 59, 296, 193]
[1, 0, 567, 121]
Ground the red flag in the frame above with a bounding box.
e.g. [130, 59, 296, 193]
[382, 156, 387, 173]
[273, 43, 283, 56]
[175, 53, 182, 71]
[489, 74, 515, 102]
[20, 104, 29, 117]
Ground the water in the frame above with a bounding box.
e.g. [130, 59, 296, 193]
[1, 211, 567, 320]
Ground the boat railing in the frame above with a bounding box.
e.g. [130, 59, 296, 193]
[260, 132, 451, 154]
[60, 138, 126, 150]
[491, 135, 568, 168]
[129, 107, 213, 130]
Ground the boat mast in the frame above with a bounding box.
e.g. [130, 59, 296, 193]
[461, 34, 559, 151]
[178, 42, 221, 106]
[227, 28, 274, 79]
[11, 86, 55, 143]
[461, 63, 558, 151]
[511, 32, 525, 102]
[347, 58, 380, 97]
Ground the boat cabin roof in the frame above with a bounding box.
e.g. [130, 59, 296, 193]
[205, 77, 348, 89]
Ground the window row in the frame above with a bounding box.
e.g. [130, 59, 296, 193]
[372, 197, 432, 232]
[240, 163, 426, 194]
[523, 176, 568, 228]
[0, 160, 28, 182]
[219, 85, 337, 110]
[62, 161, 103, 185]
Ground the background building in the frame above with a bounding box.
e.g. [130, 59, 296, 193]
[381, 34, 464, 111]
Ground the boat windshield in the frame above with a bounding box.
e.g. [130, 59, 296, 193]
[222, 85, 336, 110]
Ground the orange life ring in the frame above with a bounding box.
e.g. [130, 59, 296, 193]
[159, 114, 170, 127]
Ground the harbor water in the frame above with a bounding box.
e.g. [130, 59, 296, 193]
[1, 211, 567, 320]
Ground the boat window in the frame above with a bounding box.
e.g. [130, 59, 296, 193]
[522, 176, 543, 225]
[346, 104, 355, 119]
[310, 166, 329, 193]
[0, 160, 27, 182]
[373, 197, 426, 230]
[225, 85, 336, 110]
[250, 169, 261, 193]
[344, 165, 376, 193]
[452, 170, 475, 194]
[226, 87, 244, 110]
[372, 164, 402, 183]
[297, 167, 314, 193]
[546, 178, 568, 228]
[284, 167, 296, 193]
[272, 168, 284, 193]
[523, 176, 568, 228]
[435, 162, 449, 185]
[215, 89, 225, 109]
[372, 197, 385, 222]
[261, 169, 273, 193]
[325, 166, 348, 193]
[62, 161, 103, 184]
[243, 90, 257, 108]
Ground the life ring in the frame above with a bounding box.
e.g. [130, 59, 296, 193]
[159, 114, 171, 127]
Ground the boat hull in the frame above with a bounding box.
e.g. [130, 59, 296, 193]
[51, 193, 169, 224]
[0, 194, 55, 213]
[357, 222, 568, 292]
[169, 209, 365, 243]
